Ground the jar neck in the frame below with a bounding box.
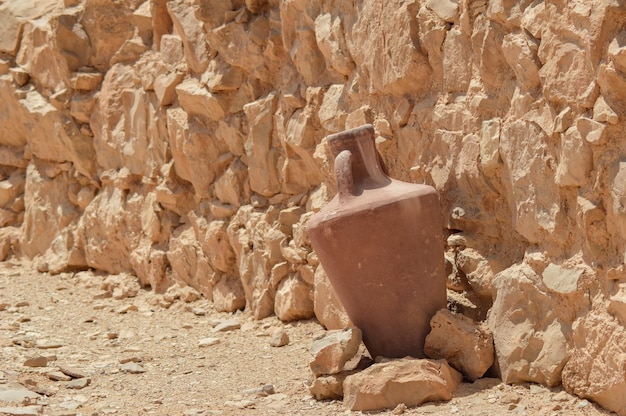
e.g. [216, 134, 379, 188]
[327, 124, 389, 192]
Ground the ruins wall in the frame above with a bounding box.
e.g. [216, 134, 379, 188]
[0, 0, 625, 412]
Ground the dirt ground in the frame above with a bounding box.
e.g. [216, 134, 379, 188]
[0, 260, 616, 416]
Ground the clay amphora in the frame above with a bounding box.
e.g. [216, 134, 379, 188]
[306, 124, 446, 359]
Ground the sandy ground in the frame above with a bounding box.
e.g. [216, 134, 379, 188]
[0, 260, 616, 416]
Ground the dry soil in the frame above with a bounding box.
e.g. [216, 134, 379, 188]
[0, 260, 616, 416]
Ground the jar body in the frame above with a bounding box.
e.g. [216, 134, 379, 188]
[307, 125, 446, 358]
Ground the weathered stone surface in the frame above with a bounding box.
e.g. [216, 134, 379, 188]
[425, 309, 494, 381]
[309, 327, 361, 377]
[81, 0, 135, 71]
[0, 4, 624, 414]
[243, 94, 280, 197]
[309, 371, 353, 401]
[313, 265, 350, 330]
[343, 358, 462, 411]
[274, 274, 314, 322]
[563, 310, 626, 416]
[347, 0, 431, 95]
[488, 263, 581, 387]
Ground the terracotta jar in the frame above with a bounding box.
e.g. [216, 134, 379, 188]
[306, 124, 446, 359]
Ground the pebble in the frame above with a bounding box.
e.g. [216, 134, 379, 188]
[58, 365, 87, 379]
[0, 302, 8, 311]
[23, 356, 48, 367]
[552, 391, 571, 402]
[0, 405, 42, 415]
[392, 403, 407, 414]
[36, 340, 63, 349]
[198, 337, 220, 347]
[119, 356, 142, 364]
[499, 392, 521, 404]
[0, 383, 42, 402]
[48, 371, 72, 382]
[529, 384, 546, 395]
[120, 362, 146, 374]
[15, 301, 30, 307]
[269, 329, 289, 347]
[212, 318, 241, 333]
[578, 399, 589, 408]
[224, 399, 255, 409]
[115, 304, 138, 314]
[192, 307, 207, 316]
[66, 378, 91, 390]
[242, 384, 275, 396]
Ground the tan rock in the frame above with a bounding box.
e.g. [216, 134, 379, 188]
[309, 371, 353, 400]
[488, 263, 576, 386]
[562, 311, 626, 416]
[159, 34, 184, 66]
[576, 117, 606, 145]
[130, 243, 171, 293]
[188, 213, 235, 274]
[9, 67, 29, 86]
[424, 309, 494, 381]
[204, 56, 244, 93]
[309, 327, 361, 377]
[347, 0, 431, 95]
[166, 108, 225, 199]
[44, 226, 87, 274]
[555, 125, 593, 187]
[501, 31, 540, 91]
[213, 275, 246, 313]
[81, 0, 135, 71]
[499, 120, 564, 244]
[313, 265, 350, 330]
[206, 19, 268, 80]
[343, 358, 462, 411]
[593, 95, 619, 125]
[442, 27, 471, 93]
[154, 70, 184, 106]
[21, 160, 80, 258]
[214, 158, 248, 208]
[274, 274, 314, 322]
[167, 0, 210, 74]
[243, 94, 280, 197]
[79, 184, 144, 274]
[70, 92, 97, 124]
[167, 224, 218, 300]
[314, 14, 355, 77]
[425, 0, 459, 23]
[70, 71, 103, 91]
[175, 78, 226, 122]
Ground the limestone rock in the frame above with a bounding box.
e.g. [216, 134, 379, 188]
[22, 160, 80, 258]
[424, 309, 494, 381]
[313, 265, 350, 330]
[274, 274, 314, 322]
[167, 224, 218, 300]
[243, 94, 280, 197]
[176, 78, 226, 122]
[309, 371, 354, 401]
[81, 0, 135, 71]
[309, 327, 361, 377]
[562, 310, 626, 416]
[488, 263, 579, 386]
[213, 275, 246, 313]
[347, 0, 431, 95]
[343, 358, 462, 411]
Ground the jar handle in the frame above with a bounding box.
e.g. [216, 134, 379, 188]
[334, 149, 354, 202]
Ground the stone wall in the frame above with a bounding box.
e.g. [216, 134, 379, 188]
[0, 0, 625, 413]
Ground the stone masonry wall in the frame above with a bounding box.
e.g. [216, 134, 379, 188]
[0, 0, 625, 413]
